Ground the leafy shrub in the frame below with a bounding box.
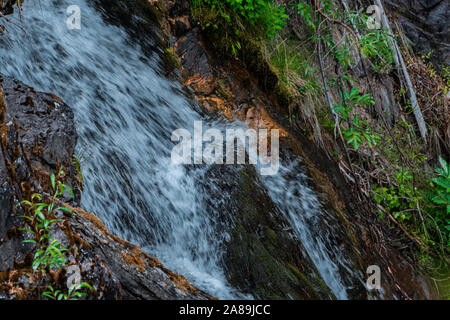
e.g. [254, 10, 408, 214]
[192, 0, 288, 53]
[359, 29, 395, 73]
[42, 283, 93, 301]
[373, 157, 450, 250]
[20, 170, 73, 271]
[373, 169, 420, 222]
[350, 13, 395, 73]
[429, 157, 450, 240]
[333, 88, 379, 150]
[297, 1, 316, 31]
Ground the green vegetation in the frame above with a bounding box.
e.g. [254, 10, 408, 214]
[190, 0, 449, 272]
[266, 38, 321, 98]
[373, 157, 449, 252]
[42, 283, 93, 300]
[294, 2, 448, 262]
[443, 66, 450, 94]
[333, 88, 379, 150]
[20, 169, 73, 271]
[431, 157, 450, 223]
[191, 0, 287, 54]
[19, 168, 92, 300]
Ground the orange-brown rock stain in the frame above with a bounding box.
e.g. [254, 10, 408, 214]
[59, 203, 205, 296]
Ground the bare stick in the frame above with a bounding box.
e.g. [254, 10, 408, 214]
[376, 0, 427, 142]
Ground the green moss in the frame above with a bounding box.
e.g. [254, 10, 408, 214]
[224, 166, 334, 299]
[426, 258, 450, 300]
[164, 47, 181, 70]
[72, 156, 84, 187]
[214, 80, 232, 99]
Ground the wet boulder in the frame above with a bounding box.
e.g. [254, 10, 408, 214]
[384, 0, 450, 70]
[201, 164, 334, 299]
[0, 76, 209, 300]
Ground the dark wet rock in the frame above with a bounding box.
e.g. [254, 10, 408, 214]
[58, 204, 209, 300]
[173, 15, 191, 37]
[175, 28, 216, 95]
[1, 76, 77, 168]
[201, 165, 334, 299]
[0, 0, 16, 15]
[167, 0, 190, 17]
[384, 0, 450, 70]
[0, 77, 209, 300]
[165, 7, 337, 298]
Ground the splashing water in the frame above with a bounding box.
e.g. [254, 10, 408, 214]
[0, 0, 363, 299]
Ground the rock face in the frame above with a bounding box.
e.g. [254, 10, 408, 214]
[162, 0, 437, 300]
[0, 0, 16, 16]
[0, 76, 209, 300]
[163, 2, 337, 299]
[384, 0, 450, 70]
[202, 165, 334, 299]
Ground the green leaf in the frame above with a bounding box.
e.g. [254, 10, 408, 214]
[50, 173, 56, 191]
[80, 282, 93, 291]
[20, 200, 32, 206]
[62, 184, 74, 198]
[432, 177, 450, 190]
[31, 193, 42, 201]
[438, 156, 449, 175]
[22, 239, 38, 244]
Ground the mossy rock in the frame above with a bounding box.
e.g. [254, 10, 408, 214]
[203, 164, 334, 299]
[164, 47, 182, 70]
[90, 0, 169, 47]
[190, 4, 296, 113]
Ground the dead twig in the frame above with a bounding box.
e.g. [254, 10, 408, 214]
[376, 204, 433, 255]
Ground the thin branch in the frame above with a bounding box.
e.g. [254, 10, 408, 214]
[314, 0, 359, 43]
[375, 0, 427, 142]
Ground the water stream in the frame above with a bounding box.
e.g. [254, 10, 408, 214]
[0, 0, 364, 299]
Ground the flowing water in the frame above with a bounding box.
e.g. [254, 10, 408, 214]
[0, 0, 364, 299]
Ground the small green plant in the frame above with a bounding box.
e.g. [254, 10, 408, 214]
[359, 30, 394, 72]
[429, 157, 450, 237]
[32, 240, 68, 271]
[42, 283, 93, 301]
[267, 39, 322, 98]
[297, 1, 316, 31]
[20, 170, 73, 271]
[350, 12, 395, 73]
[192, 0, 288, 40]
[333, 88, 379, 150]
[373, 169, 420, 222]
[373, 158, 450, 251]
[19, 169, 93, 299]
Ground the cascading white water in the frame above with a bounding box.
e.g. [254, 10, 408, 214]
[262, 161, 364, 299]
[0, 0, 362, 299]
[0, 0, 242, 299]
